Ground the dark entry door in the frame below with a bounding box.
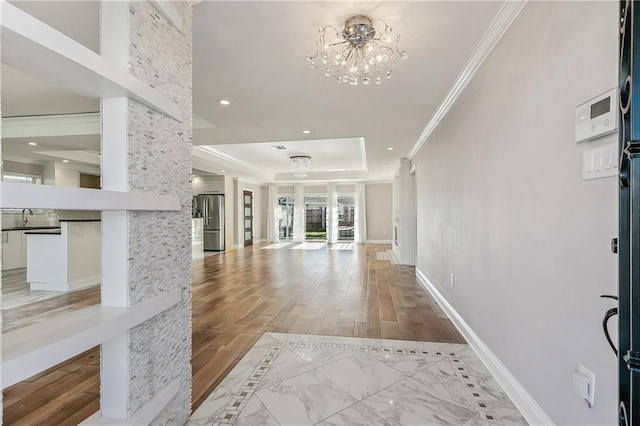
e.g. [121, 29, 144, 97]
[243, 190, 253, 246]
[618, 3, 640, 424]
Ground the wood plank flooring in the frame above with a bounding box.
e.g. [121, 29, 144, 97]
[2, 243, 464, 424]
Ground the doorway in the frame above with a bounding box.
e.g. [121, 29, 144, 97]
[278, 195, 294, 240]
[243, 190, 253, 246]
[337, 194, 355, 241]
[304, 195, 327, 240]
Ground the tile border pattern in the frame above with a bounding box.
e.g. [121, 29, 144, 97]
[210, 334, 509, 425]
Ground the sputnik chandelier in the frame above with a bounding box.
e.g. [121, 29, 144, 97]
[307, 14, 407, 86]
[290, 155, 312, 178]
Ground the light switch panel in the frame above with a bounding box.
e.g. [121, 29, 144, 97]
[583, 143, 618, 180]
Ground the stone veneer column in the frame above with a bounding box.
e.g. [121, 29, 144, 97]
[0, 6, 4, 416]
[101, 2, 192, 424]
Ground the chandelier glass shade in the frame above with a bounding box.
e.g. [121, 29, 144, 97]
[290, 155, 312, 177]
[307, 14, 407, 86]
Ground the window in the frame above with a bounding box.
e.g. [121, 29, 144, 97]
[2, 172, 42, 184]
[278, 196, 294, 240]
[337, 194, 355, 241]
[304, 195, 327, 240]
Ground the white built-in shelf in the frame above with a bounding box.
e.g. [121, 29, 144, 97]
[2, 289, 181, 389]
[1, 1, 183, 122]
[1, 182, 181, 211]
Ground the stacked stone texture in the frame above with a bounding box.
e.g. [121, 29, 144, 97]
[126, 2, 192, 424]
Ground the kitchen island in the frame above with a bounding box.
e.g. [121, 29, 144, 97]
[26, 220, 101, 291]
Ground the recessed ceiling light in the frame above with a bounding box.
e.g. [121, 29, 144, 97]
[383, 164, 388, 168]
[219, 99, 230, 105]
[221, 170, 226, 173]
[387, 147, 394, 151]
[303, 130, 311, 134]
[62, 159, 69, 163]
[28, 141, 37, 146]
[382, 174, 385, 177]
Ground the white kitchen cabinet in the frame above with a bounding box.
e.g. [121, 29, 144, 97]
[21, 231, 27, 268]
[27, 221, 101, 291]
[2, 231, 24, 271]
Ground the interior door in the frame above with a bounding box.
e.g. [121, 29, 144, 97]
[243, 190, 253, 246]
[618, 3, 640, 423]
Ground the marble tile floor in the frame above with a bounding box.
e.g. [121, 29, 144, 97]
[189, 333, 527, 426]
[1, 269, 69, 310]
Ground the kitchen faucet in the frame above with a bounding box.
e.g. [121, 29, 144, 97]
[21, 208, 33, 227]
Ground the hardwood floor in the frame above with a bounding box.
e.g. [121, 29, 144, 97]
[2, 242, 464, 424]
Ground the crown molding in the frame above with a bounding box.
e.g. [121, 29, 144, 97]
[407, 0, 528, 160]
[192, 145, 275, 182]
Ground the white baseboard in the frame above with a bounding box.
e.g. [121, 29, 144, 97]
[365, 239, 392, 244]
[255, 238, 267, 243]
[30, 276, 100, 292]
[390, 247, 400, 265]
[415, 268, 554, 426]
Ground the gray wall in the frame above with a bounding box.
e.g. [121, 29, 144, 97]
[192, 175, 225, 195]
[2, 160, 43, 178]
[366, 183, 393, 241]
[414, 2, 617, 424]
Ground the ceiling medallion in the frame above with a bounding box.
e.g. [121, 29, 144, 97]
[307, 14, 408, 86]
[290, 155, 311, 178]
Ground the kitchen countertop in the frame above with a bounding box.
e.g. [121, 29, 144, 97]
[24, 229, 62, 235]
[2, 226, 61, 232]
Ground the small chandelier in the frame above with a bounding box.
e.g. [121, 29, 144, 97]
[290, 155, 311, 178]
[307, 14, 407, 86]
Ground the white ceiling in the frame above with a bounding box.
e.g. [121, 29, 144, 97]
[1, 1, 505, 184]
[194, 137, 368, 183]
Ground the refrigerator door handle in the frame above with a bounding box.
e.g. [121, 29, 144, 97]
[204, 198, 209, 226]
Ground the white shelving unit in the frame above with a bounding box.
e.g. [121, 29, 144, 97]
[1, 1, 183, 122]
[2, 289, 181, 389]
[1, 1, 188, 423]
[2, 182, 181, 211]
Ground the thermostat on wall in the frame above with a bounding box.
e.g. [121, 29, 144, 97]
[575, 88, 618, 143]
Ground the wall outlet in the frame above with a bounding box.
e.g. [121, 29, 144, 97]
[450, 273, 455, 287]
[573, 365, 595, 407]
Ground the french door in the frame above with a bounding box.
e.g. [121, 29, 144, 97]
[243, 190, 253, 246]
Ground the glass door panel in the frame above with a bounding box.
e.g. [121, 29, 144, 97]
[278, 196, 294, 240]
[304, 195, 327, 240]
[337, 194, 355, 241]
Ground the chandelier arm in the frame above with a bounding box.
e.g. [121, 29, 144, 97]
[308, 41, 320, 60]
[327, 40, 350, 48]
[344, 48, 355, 63]
[339, 44, 352, 54]
[321, 25, 341, 36]
[372, 18, 391, 29]
[394, 35, 406, 57]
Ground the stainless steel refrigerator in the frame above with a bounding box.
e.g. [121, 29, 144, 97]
[196, 194, 225, 251]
